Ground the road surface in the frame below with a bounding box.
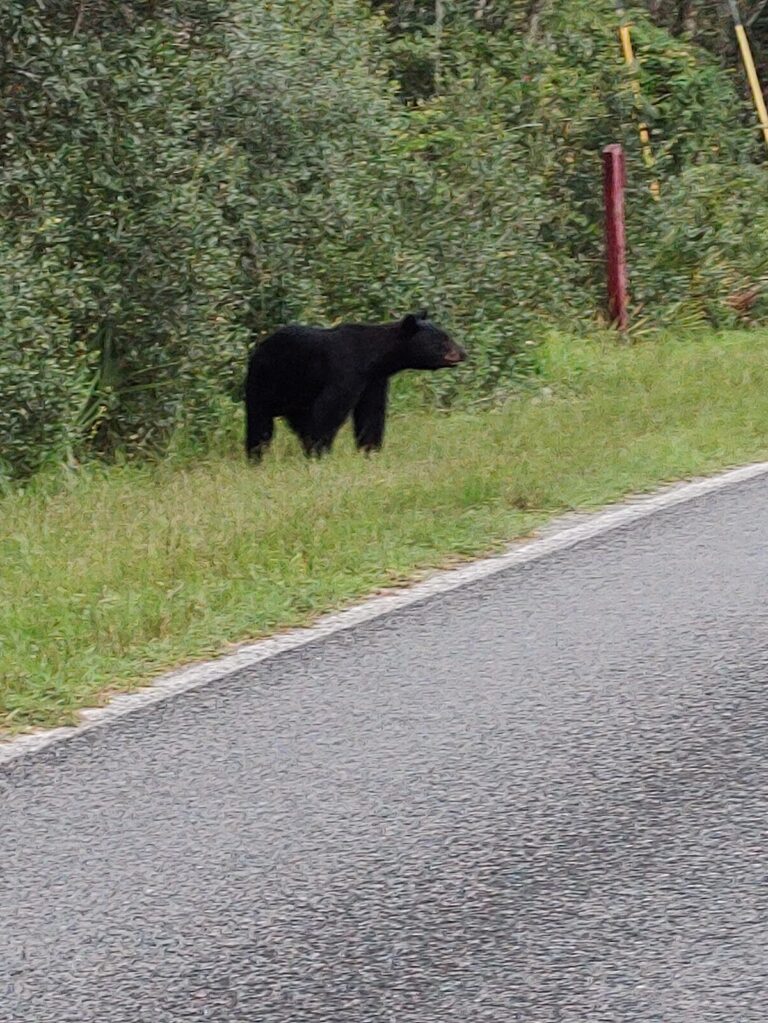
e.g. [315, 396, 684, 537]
[3, 474, 768, 1022]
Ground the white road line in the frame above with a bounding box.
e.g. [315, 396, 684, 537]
[3, 459, 768, 767]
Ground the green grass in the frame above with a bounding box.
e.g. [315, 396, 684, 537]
[3, 330, 768, 733]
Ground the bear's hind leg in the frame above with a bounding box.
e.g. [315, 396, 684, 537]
[245, 407, 274, 463]
[353, 378, 389, 454]
[302, 386, 357, 457]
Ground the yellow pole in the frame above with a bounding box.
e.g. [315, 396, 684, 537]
[615, 2, 660, 199]
[727, 0, 768, 154]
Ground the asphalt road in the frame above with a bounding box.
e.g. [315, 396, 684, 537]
[3, 474, 768, 1022]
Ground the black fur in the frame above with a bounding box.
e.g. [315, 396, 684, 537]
[244, 311, 466, 461]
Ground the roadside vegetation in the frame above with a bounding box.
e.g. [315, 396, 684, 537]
[4, 1, 768, 480]
[4, 2, 768, 732]
[4, 331, 768, 731]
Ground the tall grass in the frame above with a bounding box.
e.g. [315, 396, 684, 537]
[3, 331, 768, 732]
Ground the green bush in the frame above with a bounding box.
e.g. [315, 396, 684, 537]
[631, 164, 768, 328]
[0, 0, 766, 481]
[0, 233, 95, 479]
[1, 4, 245, 471]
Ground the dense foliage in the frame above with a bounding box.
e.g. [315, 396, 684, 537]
[1, 0, 767, 479]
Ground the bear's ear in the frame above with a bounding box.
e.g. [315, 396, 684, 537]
[401, 314, 420, 335]
[416, 308, 429, 321]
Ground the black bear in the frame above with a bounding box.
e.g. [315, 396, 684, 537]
[244, 310, 466, 461]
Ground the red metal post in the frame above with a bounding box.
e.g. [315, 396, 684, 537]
[603, 144, 629, 333]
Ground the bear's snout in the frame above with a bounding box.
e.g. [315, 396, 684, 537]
[444, 344, 467, 365]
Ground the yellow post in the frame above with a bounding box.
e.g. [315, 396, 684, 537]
[727, 0, 768, 154]
[615, 2, 660, 199]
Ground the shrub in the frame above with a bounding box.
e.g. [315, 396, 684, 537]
[0, 0, 766, 480]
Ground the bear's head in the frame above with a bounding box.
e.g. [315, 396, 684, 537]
[399, 310, 467, 370]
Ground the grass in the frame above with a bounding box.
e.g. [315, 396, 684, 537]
[3, 330, 768, 733]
